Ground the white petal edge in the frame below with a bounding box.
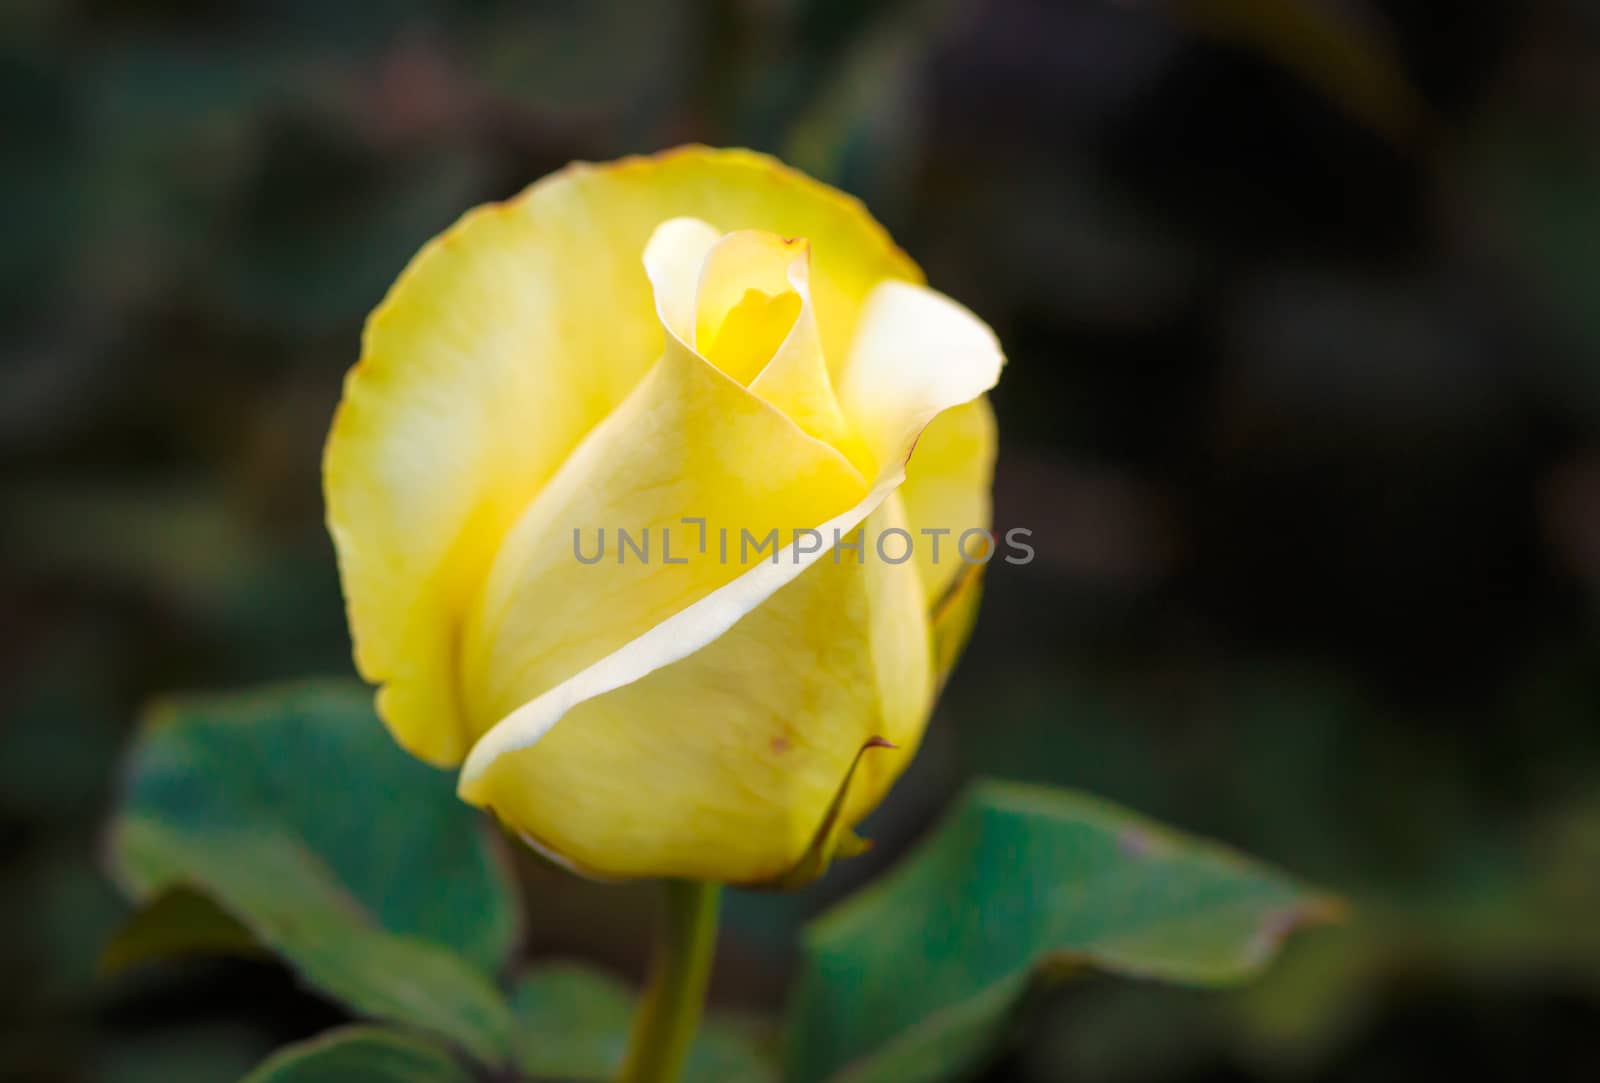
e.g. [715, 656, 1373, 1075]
[838, 280, 1006, 471]
[642, 217, 723, 348]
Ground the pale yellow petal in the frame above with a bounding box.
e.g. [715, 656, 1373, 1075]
[326, 147, 923, 767]
[644, 219, 862, 458]
[607, 148, 924, 373]
[642, 216, 722, 346]
[325, 191, 658, 765]
[836, 491, 937, 832]
[744, 244, 867, 465]
[897, 395, 998, 605]
[929, 560, 985, 687]
[838, 280, 1004, 474]
[459, 335, 866, 738]
[693, 230, 806, 379]
[701, 288, 803, 381]
[461, 496, 931, 883]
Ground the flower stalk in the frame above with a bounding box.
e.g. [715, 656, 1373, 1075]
[619, 879, 722, 1083]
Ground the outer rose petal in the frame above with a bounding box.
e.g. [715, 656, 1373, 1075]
[898, 395, 999, 607]
[837, 280, 1003, 474]
[693, 230, 806, 378]
[930, 559, 986, 687]
[325, 148, 920, 766]
[837, 286, 1001, 682]
[462, 497, 931, 883]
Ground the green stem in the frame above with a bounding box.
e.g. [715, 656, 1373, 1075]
[619, 880, 722, 1083]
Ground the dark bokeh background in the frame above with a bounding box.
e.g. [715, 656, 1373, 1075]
[6, 0, 1600, 1079]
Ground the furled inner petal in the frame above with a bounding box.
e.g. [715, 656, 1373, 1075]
[744, 241, 872, 469]
[693, 230, 806, 382]
[644, 218, 869, 468]
[702, 287, 801, 380]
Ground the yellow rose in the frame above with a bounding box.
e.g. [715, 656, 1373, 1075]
[324, 147, 1003, 884]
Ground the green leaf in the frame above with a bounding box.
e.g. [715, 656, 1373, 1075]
[240, 1026, 475, 1083]
[512, 962, 778, 1083]
[109, 679, 519, 968]
[787, 780, 1340, 1083]
[105, 680, 521, 1065]
[103, 837, 518, 1069]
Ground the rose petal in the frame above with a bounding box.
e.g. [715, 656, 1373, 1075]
[898, 395, 999, 607]
[645, 220, 866, 463]
[325, 147, 922, 766]
[459, 335, 865, 738]
[461, 496, 931, 882]
[837, 279, 1005, 473]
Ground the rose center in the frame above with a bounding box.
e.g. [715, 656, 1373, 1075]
[700, 286, 803, 385]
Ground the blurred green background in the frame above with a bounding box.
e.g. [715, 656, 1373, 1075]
[5, 0, 1600, 1079]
